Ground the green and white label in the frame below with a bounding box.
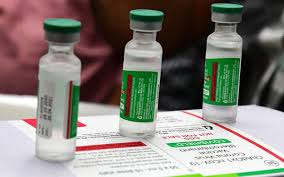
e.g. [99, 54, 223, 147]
[64, 82, 80, 139]
[120, 70, 158, 122]
[167, 139, 231, 148]
[203, 58, 240, 106]
[37, 79, 80, 139]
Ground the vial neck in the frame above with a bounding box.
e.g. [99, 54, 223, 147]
[133, 31, 157, 43]
[48, 42, 75, 55]
[215, 23, 237, 33]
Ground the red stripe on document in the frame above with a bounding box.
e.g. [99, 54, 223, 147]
[211, 62, 218, 101]
[23, 119, 38, 128]
[77, 122, 86, 127]
[66, 81, 73, 139]
[182, 111, 284, 163]
[125, 75, 133, 117]
[76, 142, 146, 152]
[182, 111, 203, 120]
[22, 118, 86, 127]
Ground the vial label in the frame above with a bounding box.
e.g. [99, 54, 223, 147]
[37, 80, 54, 138]
[203, 58, 240, 106]
[64, 81, 80, 139]
[37, 80, 80, 139]
[120, 70, 158, 122]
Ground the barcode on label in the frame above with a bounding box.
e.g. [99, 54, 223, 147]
[40, 95, 52, 121]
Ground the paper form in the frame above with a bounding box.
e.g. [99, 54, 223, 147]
[8, 110, 284, 177]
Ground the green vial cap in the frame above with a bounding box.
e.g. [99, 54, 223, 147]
[44, 18, 81, 33]
[211, 3, 243, 14]
[130, 9, 164, 22]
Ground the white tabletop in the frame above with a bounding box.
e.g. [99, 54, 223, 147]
[0, 94, 119, 120]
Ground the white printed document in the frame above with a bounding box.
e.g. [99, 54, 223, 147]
[2, 109, 284, 177]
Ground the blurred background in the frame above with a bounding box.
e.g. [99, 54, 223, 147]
[0, 0, 284, 112]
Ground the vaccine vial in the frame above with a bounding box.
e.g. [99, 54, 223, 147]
[119, 9, 164, 138]
[36, 18, 81, 161]
[202, 3, 243, 123]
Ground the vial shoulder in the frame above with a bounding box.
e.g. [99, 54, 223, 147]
[207, 32, 242, 49]
[123, 40, 163, 70]
[208, 32, 242, 44]
[125, 39, 163, 53]
[39, 53, 81, 67]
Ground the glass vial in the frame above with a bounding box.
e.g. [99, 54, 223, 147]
[202, 3, 244, 123]
[36, 18, 81, 162]
[119, 9, 164, 138]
